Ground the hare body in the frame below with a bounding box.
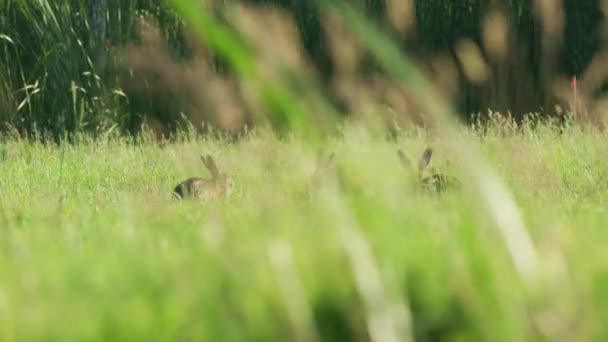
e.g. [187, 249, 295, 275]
[420, 173, 461, 193]
[173, 177, 232, 200]
[398, 147, 460, 193]
[173, 155, 234, 200]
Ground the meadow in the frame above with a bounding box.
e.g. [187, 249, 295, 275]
[0, 118, 606, 341]
[2, 0, 608, 341]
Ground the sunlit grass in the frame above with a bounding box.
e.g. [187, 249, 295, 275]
[1, 1, 607, 340]
[0, 122, 605, 340]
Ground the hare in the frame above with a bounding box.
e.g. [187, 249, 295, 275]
[309, 150, 336, 191]
[173, 154, 234, 200]
[397, 147, 460, 193]
[297, 150, 336, 200]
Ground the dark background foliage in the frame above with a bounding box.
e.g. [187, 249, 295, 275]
[0, 0, 604, 138]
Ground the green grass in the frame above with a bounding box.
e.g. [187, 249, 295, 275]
[0, 122, 606, 340]
[0, 1, 605, 340]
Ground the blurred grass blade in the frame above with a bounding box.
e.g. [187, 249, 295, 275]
[168, 0, 326, 142]
[268, 239, 321, 342]
[0, 34, 14, 44]
[167, 0, 254, 77]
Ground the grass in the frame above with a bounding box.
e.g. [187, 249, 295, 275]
[0, 1, 606, 341]
[0, 121, 606, 340]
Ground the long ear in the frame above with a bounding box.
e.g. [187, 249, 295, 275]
[201, 154, 221, 179]
[418, 147, 433, 174]
[397, 149, 413, 171]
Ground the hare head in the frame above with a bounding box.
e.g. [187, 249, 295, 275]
[397, 147, 431, 177]
[397, 147, 460, 193]
[173, 154, 234, 200]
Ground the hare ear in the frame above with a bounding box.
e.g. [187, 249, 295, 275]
[397, 149, 413, 170]
[207, 155, 222, 178]
[419, 147, 433, 173]
[202, 154, 221, 178]
[200, 154, 211, 172]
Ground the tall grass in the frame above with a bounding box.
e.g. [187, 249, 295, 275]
[0, 0, 183, 138]
[0, 0, 606, 340]
[0, 120, 605, 340]
[0, 0, 605, 138]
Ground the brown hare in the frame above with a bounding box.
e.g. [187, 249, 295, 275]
[397, 147, 460, 193]
[297, 150, 336, 200]
[173, 154, 234, 200]
[309, 150, 336, 192]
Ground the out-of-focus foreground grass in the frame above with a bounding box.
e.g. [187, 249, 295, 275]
[1, 0, 607, 341]
[0, 120, 607, 341]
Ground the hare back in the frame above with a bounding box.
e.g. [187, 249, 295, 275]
[173, 177, 227, 200]
[420, 174, 461, 193]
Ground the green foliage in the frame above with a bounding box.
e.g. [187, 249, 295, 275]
[0, 0, 183, 138]
[0, 122, 605, 340]
[0, 1, 605, 340]
[0, 0, 603, 139]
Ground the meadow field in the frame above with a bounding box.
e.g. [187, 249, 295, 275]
[0, 119, 606, 341]
[3, 0, 608, 341]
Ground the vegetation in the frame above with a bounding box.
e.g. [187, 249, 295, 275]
[0, 0, 184, 137]
[0, 119, 606, 340]
[0, 0, 605, 138]
[0, 0, 607, 340]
